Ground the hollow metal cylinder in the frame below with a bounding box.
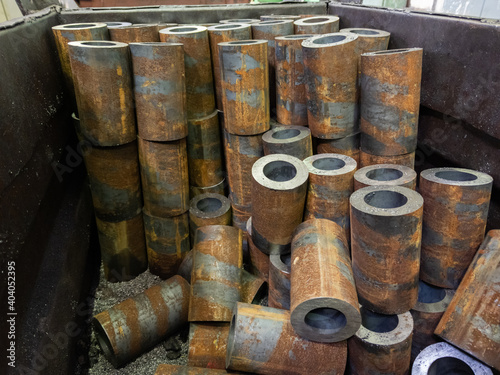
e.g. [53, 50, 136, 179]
[190, 179, 226, 199]
[104, 21, 133, 29]
[143, 209, 190, 279]
[350, 186, 423, 314]
[247, 217, 270, 282]
[220, 18, 260, 24]
[360, 150, 415, 169]
[95, 212, 147, 282]
[155, 365, 232, 374]
[230, 194, 252, 231]
[189, 193, 232, 244]
[223, 130, 264, 206]
[138, 137, 190, 217]
[303, 33, 359, 140]
[241, 269, 268, 304]
[52, 23, 109, 93]
[109, 24, 160, 43]
[227, 302, 347, 375]
[93, 275, 190, 368]
[290, 219, 361, 342]
[341, 28, 390, 75]
[261, 15, 301, 21]
[294, 16, 340, 35]
[187, 110, 224, 188]
[360, 48, 423, 156]
[316, 132, 360, 164]
[251, 154, 309, 255]
[268, 252, 291, 310]
[68, 41, 136, 146]
[129, 42, 187, 142]
[410, 280, 454, 362]
[354, 164, 417, 191]
[275, 34, 315, 126]
[219, 40, 270, 135]
[156, 23, 178, 32]
[208, 23, 252, 110]
[435, 230, 500, 370]
[189, 225, 243, 322]
[303, 154, 357, 241]
[160, 26, 215, 118]
[419, 168, 493, 288]
[188, 323, 229, 370]
[262, 125, 313, 160]
[412, 342, 493, 375]
[348, 306, 413, 375]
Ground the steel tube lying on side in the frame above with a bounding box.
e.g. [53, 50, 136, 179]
[155, 364, 233, 374]
[354, 164, 417, 191]
[188, 323, 229, 370]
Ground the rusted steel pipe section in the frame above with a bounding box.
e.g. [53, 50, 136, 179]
[208, 23, 252, 110]
[189, 193, 231, 244]
[410, 280, 454, 362]
[348, 306, 413, 375]
[262, 125, 313, 160]
[227, 302, 347, 374]
[188, 323, 229, 370]
[268, 252, 291, 310]
[138, 137, 189, 218]
[95, 212, 147, 282]
[275, 34, 316, 126]
[303, 154, 357, 240]
[177, 249, 193, 282]
[187, 110, 224, 189]
[190, 179, 226, 199]
[360, 150, 415, 169]
[219, 40, 270, 135]
[68, 41, 136, 146]
[294, 16, 340, 34]
[251, 154, 309, 255]
[143, 210, 190, 279]
[302, 33, 359, 140]
[435, 230, 500, 370]
[350, 186, 423, 314]
[229, 194, 252, 231]
[290, 219, 361, 342]
[155, 364, 233, 374]
[360, 48, 423, 156]
[220, 18, 260, 24]
[129, 42, 187, 142]
[160, 26, 215, 118]
[247, 218, 270, 281]
[93, 275, 190, 368]
[419, 168, 493, 288]
[241, 269, 268, 304]
[412, 342, 493, 375]
[52, 23, 108, 93]
[354, 164, 417, 191]
[109, 24, 160, 43]
[189, 225, 243, 322]
[316, 132, 360, 164]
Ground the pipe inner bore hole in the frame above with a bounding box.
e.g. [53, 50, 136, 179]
[428, 357, 474, 375]
[312, 35, 346, 45]
[263, 161, 297, 182]
[305, 308, 347, 332]
[94, 321, 115, 362]
[105, 22, 126, 26]
[171, 27, 198, 32]
[230, 19, 253, 22]
[63, 24, 97, 28]
[215, 25, 237, 29]
[373, 48, 410, 54]
[312, 157, 346, 171]
[81, 41, 117, 46]
[272, 128, 300, 139]
[229, 40, 258, 44]
[364, 190, 408, 209]
[303, 17, 330, 23]
[418, 281, 446, 304]
[281, 253, 292, 268]
[361, 307, 398, 333]
[260, 20, 285, 24]
[197, 197, 222, 213]
[435, 170, 478, 182]
[284, 34, 314, 39]
[350, 29, 380, 35]
[366, 168, 403, 181]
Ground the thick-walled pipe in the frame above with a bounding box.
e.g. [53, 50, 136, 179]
[316, 132, 360, 164]
[188, 323, 229, 370]
[360, 150, 415, 169]
[262, 125, 313, 160]
[68, 41, 136, 146]
[241, 269, 268, 304]
[190, 179, 226, 199]
[354, 164, 417, 191]
[350, 186, 423, 314]
[227, 302, 347, 374]
[189, 193, 231, 244]
[219, 40, 270, 135]
[419, 168, 493, 288]
[435, 230, 500, 370]
[247, 217, 270, 282]
[302, 33, 359, 140]
[268, 252, 291, 310]
[348, 306, 413, 375]
[109, 24, 160, 43]
[294, 16, 340, 35]
[129, 42, 187, 142]
[251, 154, 309, 255]
[290, 219, 360, 342]
[93, 275, 190, 368]
[155, 364, 233, 374]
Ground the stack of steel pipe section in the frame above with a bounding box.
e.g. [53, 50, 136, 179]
[412, 342, 493, 375]
[68, 41, 147, 282]
[291, 219, 361, 342]
[246, 217, 270, 282]
[227, 302, 347, 374]
[188, 193, 231, 244]
[303, 154, 357, 241]
[354, 164, 417, 191]
[316, 132, 360, 164]
[348, 306, 413, 375]
[268, 252, 291, 309]
[93, 275, 190, 368]
[435, 230, 500, 370]
[360, 48, 423, 168]
[350, 186, 424, 314]
[410, 280, 454, 363]
[109, 24, 160, 43]
[188, 323, 229, 370]
[262, 125, 313, 160]
[419, 168, 493, 289]
[293, 16, 340, 35]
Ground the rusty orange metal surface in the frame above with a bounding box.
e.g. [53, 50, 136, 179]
[316, 132, 360, 164]
[293, 16, 340, 35]
[247, 217, 270, 282]
[190, 179, 226, 199]
[230, 195, 252, 231]
[109, 24, 160, 43]
[138, 137, 190, 217]
[268, 252, 291, 310]
[354, 164, 417, 191]
[227, 302, 347, 374]
[93, 275, 190, 368]
[350, 186, 423, 314]
[188, 323, 229, 369]
[290, 219, 360, 342]
[360, 150, 415, 169]
[419, 168, 493, 288]
[189, 193, 232, 244]
[130, 42, 187, 142]
[262, 125, 313, 161]
[155, 364, 233, 374]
